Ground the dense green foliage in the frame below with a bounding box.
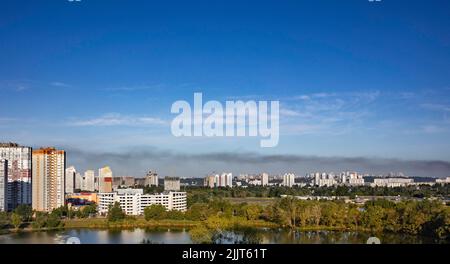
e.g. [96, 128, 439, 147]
[144, 204, 167, 220]
[186, 185, 449, 204]
[107, 202, 126, 222]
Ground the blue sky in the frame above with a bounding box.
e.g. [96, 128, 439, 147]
[1, 0, 450, 177]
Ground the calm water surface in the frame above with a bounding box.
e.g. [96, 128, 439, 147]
[0, 228, 440, 244]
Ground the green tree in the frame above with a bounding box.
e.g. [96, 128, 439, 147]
[0, 211, 10, 228]
[244, 204, 261, 220]
[185, 203, 210, 221]
[361, 205, 384, 231]
[165, 210, 185, 220]
[80, 204, 97, 218]
[275, 197, 298, 228]
[32, 212, 48, 229]
[11, 213, 22, 229]
[14, 204, 33, 222]
[46, 212, 62, 228]
[144, 204, 167, 221]
[107, 202, 126, 222]
[189, 225, 213, 244]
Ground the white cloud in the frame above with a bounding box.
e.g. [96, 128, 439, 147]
[68, 113, 167, 127]
[50, 82, 70, 87]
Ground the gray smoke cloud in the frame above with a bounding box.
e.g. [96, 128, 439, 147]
[64, 147, 450, 178]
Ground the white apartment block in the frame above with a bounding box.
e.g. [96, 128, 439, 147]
[215, 173, 233, 187]
[371, 178, 414, 188]
[97, 189, 187, 215]
[261, 173, 269, 186]
[436, 177, 450, 184]
[145, 171, 159, 186]
[282, 173, 296, 187]
[312, 171, 364, 187]
[82, 170, 95, 192]
[65, 166, 76, 194]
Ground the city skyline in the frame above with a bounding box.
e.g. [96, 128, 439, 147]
[1, 1, 450, 177]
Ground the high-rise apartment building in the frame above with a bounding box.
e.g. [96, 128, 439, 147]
[98, 166, 113, 193]
[145, 170, 158, 187]
[164, 176, 181, 191]
[0, 143, 32, 211]
[83, 170, 95, 192]
[0, 160, 7, 211]
[261, 173, 269, 186]
[75, 172, 82, 190]
[282, 173, 295, 187]
[204, 175, 216, 188]
[65, 166, 76, 194]
[214, 173, 233, 187]
[32, 148, 66, 212]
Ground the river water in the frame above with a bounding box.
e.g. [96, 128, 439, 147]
[0, 228, 442, 244]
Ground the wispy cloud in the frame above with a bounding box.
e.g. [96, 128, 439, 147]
[50, 81, 70, 88]
[67, 113, 167, 127]
[103, 84, 164, 92]
[279, 91, 379, 135]
[420, 103, 450, 112]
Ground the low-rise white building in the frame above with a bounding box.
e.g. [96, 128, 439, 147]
[97, 189, 187, 215]
[436, 177, 450, 184]
[371, 178, 413, 188]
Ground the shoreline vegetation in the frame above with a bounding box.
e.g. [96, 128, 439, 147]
[1, 193, 449, 243]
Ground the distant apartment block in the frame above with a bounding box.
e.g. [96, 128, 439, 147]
[98, 166, 113, 193]
[436, 177, 450, 184]
[311, 171, 365, 187]
[0, 143, 32, 211]
[164, 176, 181, 191]
[282, 173, 296, 187]
[97, 189, 187, 215]
[145, 170, 158, 187]
[204, 175, 216, 188]
[371, 178, 414, 188]
[65, 166, 76, 194]
[0, 160, 7, 211]
[75, 172, 82, 190]
[32, 147, 66, 212]
[82, 170, 96, 192]
[113, 176, 135, 189]
[204, 172, 233, 188]
[261, 172, 269, 186]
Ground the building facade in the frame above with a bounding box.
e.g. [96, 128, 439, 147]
[371, 178, 413, 188]
[75, 172, 82, 190]
[261, 173, 269, 186]
[98, 166, 113, 193]
[0, 143, 32, 211]
[32, 148, 66, 212]
[204, 175, 216, 188]
[282, 173, 295, 187]
[0, 160, 7, 211]
[97, 189, 187, 215]
[82, 170, 95, 192]
[65, 166, 76, 194]
[164, 176, 181, 191]
[145, 171, 158, 187]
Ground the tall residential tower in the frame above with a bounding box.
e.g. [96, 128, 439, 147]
[32, 148, 66, 212]
[0, 143, 32, 211]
